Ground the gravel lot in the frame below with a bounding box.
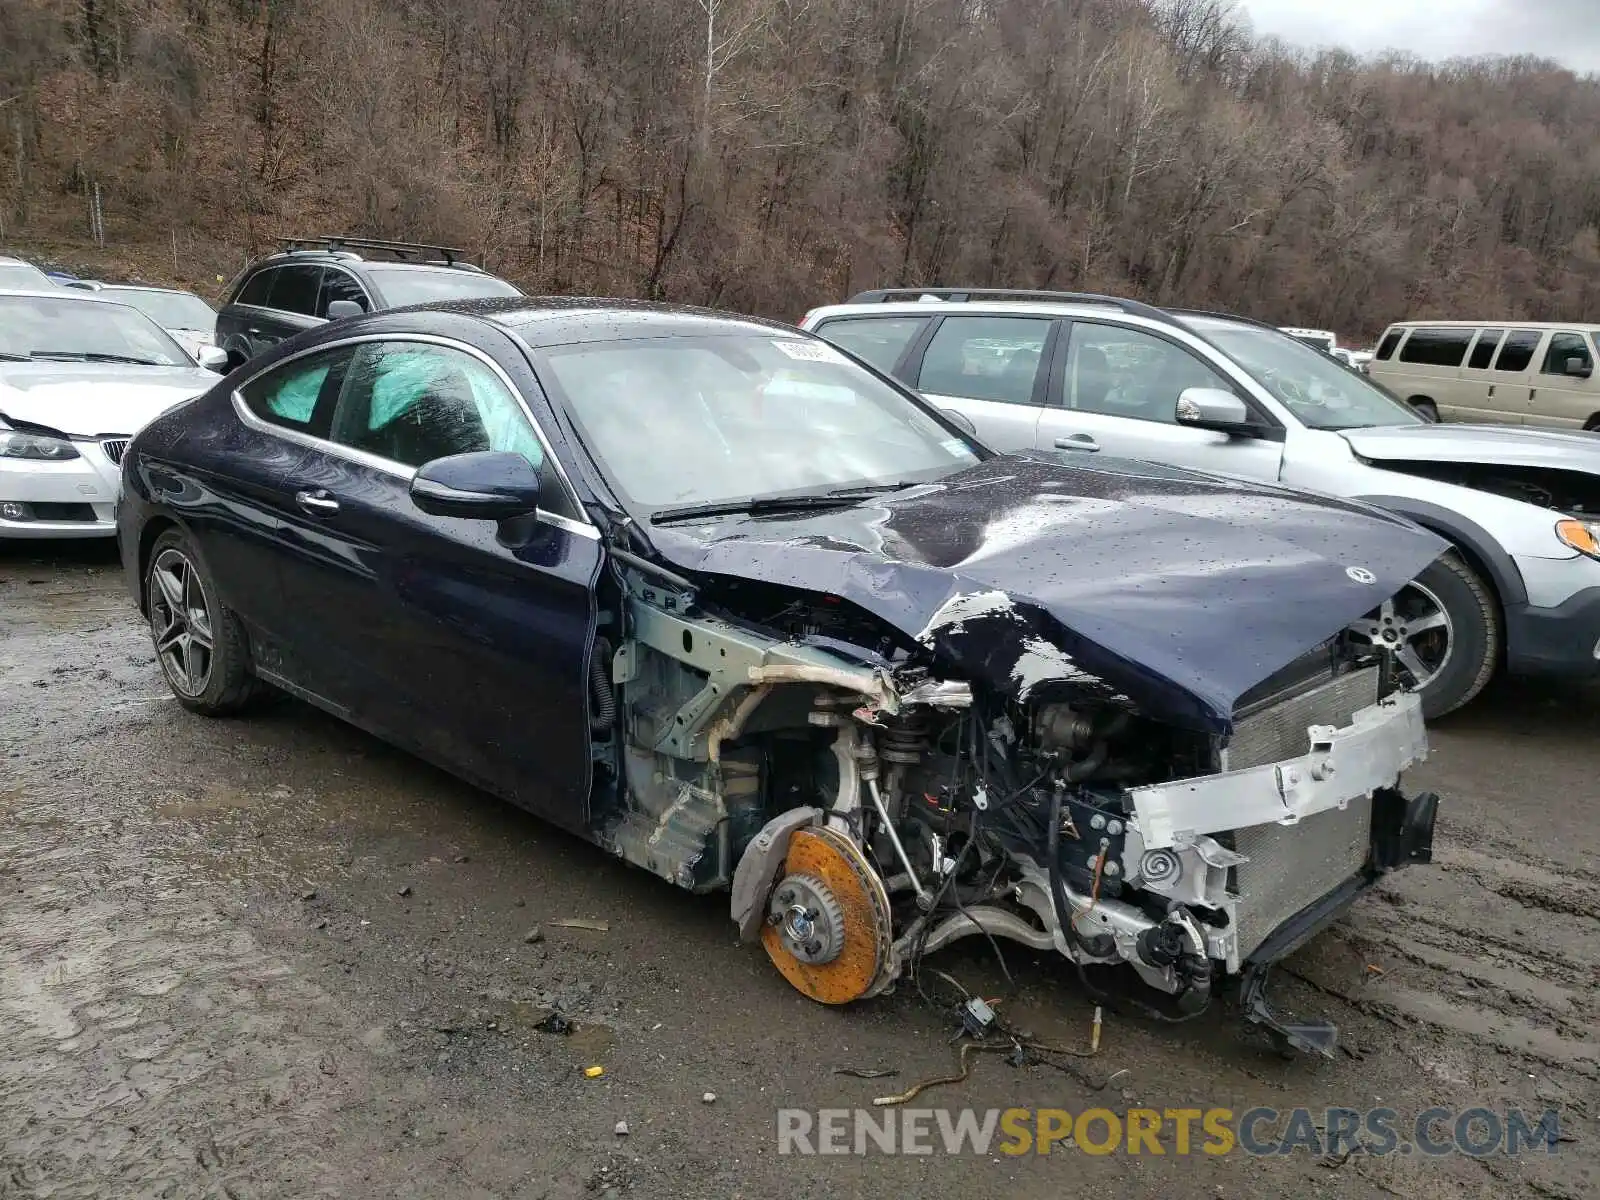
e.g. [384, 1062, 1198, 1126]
[2, 541, 1596, 1199]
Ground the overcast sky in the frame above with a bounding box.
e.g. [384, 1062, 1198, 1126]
[1237, 0, 1600, 74]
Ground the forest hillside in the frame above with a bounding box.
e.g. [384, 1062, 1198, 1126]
[5, 0, 1600, 338]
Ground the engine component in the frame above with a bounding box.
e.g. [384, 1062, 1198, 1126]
[960, 997, 997, 1038]
[1140, 847, 1182, 886]
[1035, 702, 1095, 753]
[761, 826, 893, 1004]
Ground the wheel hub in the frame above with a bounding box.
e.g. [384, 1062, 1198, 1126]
[1345, 582, 1453, 688]
[769, 874, 846, 965]
[150, 548, 215, 697]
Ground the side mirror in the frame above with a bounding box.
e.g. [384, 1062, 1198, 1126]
[940, 407, 978, 437]
[326, 299, 364, 321]
[198, 344, 229, 372]
[1564, 356, 1593, 379]
[410, 450, 543, 520]
[1174, 387, 1252, 433]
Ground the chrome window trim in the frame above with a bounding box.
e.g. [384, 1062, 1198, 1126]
[229, 331, 598, 539]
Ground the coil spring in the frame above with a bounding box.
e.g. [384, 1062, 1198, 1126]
[880, 712, 930, 765]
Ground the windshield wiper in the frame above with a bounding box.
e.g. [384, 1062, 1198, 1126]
[650, 482, 919, 526]
[30, 350, 166, 365]
[0, 351, 28, 361]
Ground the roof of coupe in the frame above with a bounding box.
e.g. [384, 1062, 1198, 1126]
[379, 296, 799, 346]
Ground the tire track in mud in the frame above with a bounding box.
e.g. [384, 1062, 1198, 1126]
[0, 556, 363, 1198]
[1295, 839, 1600, 1081]
[0, 792, 362, 1198]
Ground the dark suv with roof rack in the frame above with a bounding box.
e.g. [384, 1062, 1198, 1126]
[215, 237, 522, 369]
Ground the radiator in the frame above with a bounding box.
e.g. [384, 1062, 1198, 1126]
[1224, 666, 1380, 958]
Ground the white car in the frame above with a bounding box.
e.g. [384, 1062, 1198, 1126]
[65, 281, 219, 363]
[0, 290, 226, 538]
[0, 255, 55, 291]
[803, 289, 1600, 717]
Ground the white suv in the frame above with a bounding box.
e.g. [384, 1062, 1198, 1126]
[801, 288, 1600, 717]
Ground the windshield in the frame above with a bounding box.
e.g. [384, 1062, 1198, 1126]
[541, 334, 983, 510]
[103, 287, 215, 330]
[1185, 318, 1422, 431]
[0, 295, 192, 366]
[0, 263, 52, 290]
[364, 266, 521, 307]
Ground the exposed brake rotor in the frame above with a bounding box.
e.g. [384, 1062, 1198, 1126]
[761, 826, 893, 1004]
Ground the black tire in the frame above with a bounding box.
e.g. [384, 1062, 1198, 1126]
[1410, 398, 1439, 422]
[145, 528, 260, 715]
[1411, 552, 1498, 719]
[1583, 414, 1600, 432]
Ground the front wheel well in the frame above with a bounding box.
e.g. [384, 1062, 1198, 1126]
[134, 516, 179, 615]
[1584, 413, 1600, 431]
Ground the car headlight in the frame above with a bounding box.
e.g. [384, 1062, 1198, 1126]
[0, 431, 80, 460]
[1555, 518, 1600, 560]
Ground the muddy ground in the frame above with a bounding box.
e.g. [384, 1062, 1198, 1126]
[2, 541, 1596, 1200]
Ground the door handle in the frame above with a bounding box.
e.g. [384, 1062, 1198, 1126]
[1487, 384, 1495, 397]
[294, 489, 340, 517]
[1530, 388, 1538, 401]
[1054, 434, 1100, 452]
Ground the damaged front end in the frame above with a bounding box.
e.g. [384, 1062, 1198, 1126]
[596, 560, 1438, 1057]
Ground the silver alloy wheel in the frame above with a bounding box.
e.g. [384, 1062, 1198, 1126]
[1346, 581, 1453, 689]
[149, 547, 214, 698]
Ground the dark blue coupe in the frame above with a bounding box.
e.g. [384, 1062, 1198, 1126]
[117, 297, 1442, 1053]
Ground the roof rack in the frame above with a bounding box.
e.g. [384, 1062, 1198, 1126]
[1165, 307, 1289, 336]
[275, 235, 475, 267]
[846, 287, 1181, 328]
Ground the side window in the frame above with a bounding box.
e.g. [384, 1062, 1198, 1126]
[1540, 332, 1593, 377]
[317, 269, 371, 318]
[1397, 327, 1472, 367]
[1494, 330, 1542, 373]
[813, 318, 924, 375]
[237, 346, 353, 434]
[235, 268, 276, 307]
[916, 316, 1050, 405]
[1375, 328, 1403, 360]
[330, 342, 578, 517]
[1061, 323, 1232, 423]
[266, 265, 323, 316]
[1467, 328, 1504, 370]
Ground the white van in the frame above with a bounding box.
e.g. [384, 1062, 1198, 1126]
[1368, 321, 1600, 429]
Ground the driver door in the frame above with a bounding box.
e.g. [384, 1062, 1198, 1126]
[1035, 321, 1284, 481]
[270, 336, 601, 829]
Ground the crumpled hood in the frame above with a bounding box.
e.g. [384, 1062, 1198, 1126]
[0, 362, 214, 437]
[650, 455, 1448, 733]
[1342, 423, 1600, 473]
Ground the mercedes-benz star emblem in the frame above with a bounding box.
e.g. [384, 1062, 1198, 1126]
[1346, 566, 1377, 584]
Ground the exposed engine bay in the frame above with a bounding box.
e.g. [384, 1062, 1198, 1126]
[593, 564, 1438, 1056]
[1368, 459, 1600, 516]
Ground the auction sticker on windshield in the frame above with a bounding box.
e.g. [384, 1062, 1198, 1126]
[775, 339, 848, 363]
